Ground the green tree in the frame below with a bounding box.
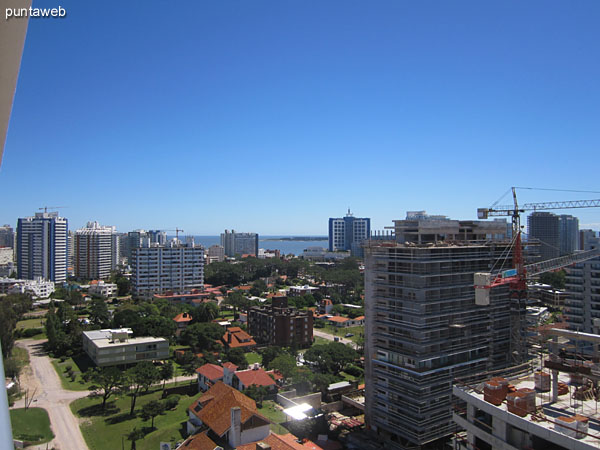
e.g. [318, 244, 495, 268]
[0, 301, 17, 358]
[304, 342, 357, 374]
[260, 346, 285, 368]
[539, 270, 566, 290]
[140, 400, 164, 429]
[126, 428, 145, 450]
[244, 385, 268, 407]
[311, 373, 337, 395]
[89, 298, 110, 327]
[116, 277, 130, 296]
[268, 353, 297, 381]
[125, 361, 160, 415]
[159, 361, 174, 392]
[88, 366, 124, 409]
[225, 347, 248, 370]
[181, 322, 224, 351]
[192, 302, 219, 323]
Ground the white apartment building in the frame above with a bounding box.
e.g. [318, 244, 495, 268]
[17, 212, 68, 283]
[564, 232, 600, 335]
[87, 281, 118, 298]
[82, 328, 169, 367]
[130, 243, 204, 299]
[74, 222, 119, 280]
[0, 277, 55, 298]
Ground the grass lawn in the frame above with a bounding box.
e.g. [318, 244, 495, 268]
[15, 317, 46, 339]
[258, 400, 288, 435]
[245, 351, 262, 366]
[10, 407, 54, 445]
[16, 317, 45, 329]
[71, 384, 200, 450]
[312, 336, 329, 346]
[51, 354, 94, 391]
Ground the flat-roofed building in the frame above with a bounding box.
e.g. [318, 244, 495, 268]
[130, 242, 204, 299]
[82, 328, 169, 366]
[248, 296, 313, 348]
[17, 211, 68, 283]
[74, 222, 119, 280]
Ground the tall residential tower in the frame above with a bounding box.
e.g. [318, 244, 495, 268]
[17, 212, 68, 282]
[328, 209, 370, 258]
[74, 222, 119, 280]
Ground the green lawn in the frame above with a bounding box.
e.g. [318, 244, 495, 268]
[321, 323, 364, 341]
[71, 384, 200, 450]
[51, 354, 94, 391]
[10, 407, 54, 445]
[245, 351, 262, 366]
[16, 317, 45, 329]
[312, 336, 329, 346]
[258, 400, 288, 434]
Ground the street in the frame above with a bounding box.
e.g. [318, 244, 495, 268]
[12, 339, 90, 450]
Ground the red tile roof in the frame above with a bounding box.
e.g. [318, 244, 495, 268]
[327, 316, 350, 323]
[223, 362, 238, 371]
[353, 316, 365, 321]
[235, 368, 277, 388]
[188, 381, 268, 437]
[178, 431, 219, 450]
[173, 312, 193, 323]
[195, 363, 224, 381]
[237, 433, 322, 450]
[222, 327, 257, 349]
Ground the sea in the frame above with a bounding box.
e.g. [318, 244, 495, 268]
[172, 236, 328, 256]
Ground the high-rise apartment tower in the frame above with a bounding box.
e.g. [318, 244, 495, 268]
[17, 212, 68, 282]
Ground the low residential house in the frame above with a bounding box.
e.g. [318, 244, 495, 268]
[87, 280, 117, 298]
[232, 365, 278, 393]
[222, 327, 257, 351]
[173, 312, 193, 336]
[187, 381, 271, 446]
[326, 315, 364, 328]
[196, 363, 224, 391]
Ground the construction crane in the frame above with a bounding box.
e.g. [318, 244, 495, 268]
[162, 228, 185, 241]
[475, 187, 600, 363]
[38, 206, 67, 213]
[475, 187, 600, 306]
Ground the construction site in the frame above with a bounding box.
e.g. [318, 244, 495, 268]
[363, 188, 600, 450]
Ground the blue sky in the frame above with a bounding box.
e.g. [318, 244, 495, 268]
[2, 1, 599, 234]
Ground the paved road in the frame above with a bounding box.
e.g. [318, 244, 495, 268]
[12, 339, 90, 450]
[313, 329, 356, 347]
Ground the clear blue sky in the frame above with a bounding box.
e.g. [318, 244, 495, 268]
[2, 1, 599, 234]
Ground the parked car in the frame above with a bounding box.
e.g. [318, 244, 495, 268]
[345, 333, 354, 338]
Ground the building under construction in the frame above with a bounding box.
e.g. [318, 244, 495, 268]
[453, 328, 600, 450]
[364, 215, 520, 448]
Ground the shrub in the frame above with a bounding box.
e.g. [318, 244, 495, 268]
[344, 365, 363, 377]
[22, 328, 43, 338]
[65, 365, 72, 373]
[164, 395, 180, 410]
[59, 356, 67, 363]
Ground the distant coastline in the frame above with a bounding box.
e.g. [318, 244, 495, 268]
[262, 236, 327, 242]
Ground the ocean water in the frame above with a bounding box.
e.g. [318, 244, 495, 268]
[179, 236, 328, 256]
